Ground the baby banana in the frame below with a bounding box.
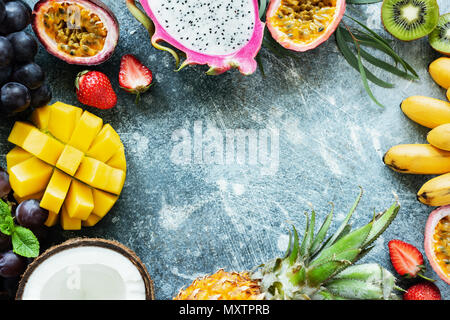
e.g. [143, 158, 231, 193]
[383, 144, 450, 174]
[428, 124, 450, 151]
[417, 173, 450, 206]
[401, 96, 450, 128]
[429, 57, 450, 89]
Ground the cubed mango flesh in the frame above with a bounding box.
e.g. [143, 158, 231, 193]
[87, 124, 122, 162]
[92, 189, 118, 218]
[44, 211, 59, 227]
[6, 147, 32, 173]
[81, 214, 102, 227]
[40, 170, 72, 213]
[8, 122, 35, 147]
[47, 102, 83, 143]
[30, 105, 51, 130]
[65, 180, 94, 220]
[75, 157, 125, 195]
[9, 157, 53, 198]
[60, 205, 81, 230]
[68, 111, 103, 153]
[106, 146, 126, 172]
[56, 145, 84, 176]
[13, 191, 45, 204]
[21, 128, 65, 165]
[7, 102, 126, 230]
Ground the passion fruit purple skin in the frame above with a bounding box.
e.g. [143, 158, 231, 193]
[424, 205, 450, 285]
[31, 0, 119, 66]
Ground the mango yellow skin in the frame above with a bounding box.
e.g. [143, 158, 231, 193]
[429, 57, 450, 89]
[418, 173, 450, 206]
[428, 124, 450, 151]
[383, 144, 450, 174]
[401, 96, 450, 128]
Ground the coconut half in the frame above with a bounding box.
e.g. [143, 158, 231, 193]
[16, 238, 154, 300]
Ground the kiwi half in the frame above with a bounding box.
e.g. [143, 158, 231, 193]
[382, 0, 440, 41]
[429, 13, 450, 55]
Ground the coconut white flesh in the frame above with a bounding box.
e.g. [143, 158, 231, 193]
[149, 0, 256, 55]
[21, 246, 146, 300]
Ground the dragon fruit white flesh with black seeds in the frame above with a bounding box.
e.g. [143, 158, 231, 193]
[129, 0, 264, 75]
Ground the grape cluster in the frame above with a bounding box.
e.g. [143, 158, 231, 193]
[0, 0, 51, 116]
[0, 167, 49, 299]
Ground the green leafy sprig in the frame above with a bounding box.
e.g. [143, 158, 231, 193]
[0, 199, 39, 258]
[257, 0, 418, 108]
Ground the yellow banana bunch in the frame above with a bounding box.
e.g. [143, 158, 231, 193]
[383, 144, 450, 174]
[401, 96, 450, 128]
[429, 57, 450, 103]
[417, 173, 450, 207]
[386, 57, 450, 206]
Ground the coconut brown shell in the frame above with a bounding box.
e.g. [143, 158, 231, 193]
[16, 238, 155, 300]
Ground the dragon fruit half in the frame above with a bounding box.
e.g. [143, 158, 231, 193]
[126, 0, 265, 75]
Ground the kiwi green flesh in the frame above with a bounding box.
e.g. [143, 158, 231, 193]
[429, 13, 450, 55]
[382, 0, 440, 41]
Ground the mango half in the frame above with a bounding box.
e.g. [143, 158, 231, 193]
[6, 102, 126, 230]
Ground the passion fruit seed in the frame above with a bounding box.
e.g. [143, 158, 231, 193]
[270, 0, 336, 44]
[42, 2, 107, 57]
[434, 216, 450, 276]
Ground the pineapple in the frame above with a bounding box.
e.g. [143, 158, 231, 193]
[174, 190, 401, 300]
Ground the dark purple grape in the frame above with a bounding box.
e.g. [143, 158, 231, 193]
[16, 199, 48, 229]
[7, 32, 37, 62]
[0, 82, 30, 114]
[0, 251, 25, 278]
[0, 64, 11, 86]
[0, 169, 10, 198]
[0, 1, 30, 34]
[12, 62, 44, 90]
[30, 83, 52, 108]
[0, 1, 6, 26]
[0, 233, 11, 252]
[2, 275, 19, 298]
[0, 36, 12, 67]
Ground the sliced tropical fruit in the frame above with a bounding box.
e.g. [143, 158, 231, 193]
[40, 170, 72, 213]
[6, 147, 32, 173]
[266, 0, 346, 52]
[6, 102, 126, 230]
[44, 211, 59, 228]
[8, 157, 53, 198]
[424, 206, 450, 284]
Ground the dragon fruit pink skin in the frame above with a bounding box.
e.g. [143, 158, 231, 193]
[128, 0, 265, 75]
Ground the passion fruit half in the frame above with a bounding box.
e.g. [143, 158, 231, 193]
[266, 0, 346, 52]
[32, 0, 119, 65]
[424, 205, 450, 284]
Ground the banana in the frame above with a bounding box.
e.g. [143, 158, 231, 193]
[401, 96, 450, 128]
[383, 144, 450, 174]
[428, 123, 450, 151]
[417, 173, 450, 206]
[429, 57, 450, 89]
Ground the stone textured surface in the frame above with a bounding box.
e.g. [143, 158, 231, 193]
[0, 0, 448, 299]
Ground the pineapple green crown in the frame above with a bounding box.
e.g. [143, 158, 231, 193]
[253, 189, 401, 300]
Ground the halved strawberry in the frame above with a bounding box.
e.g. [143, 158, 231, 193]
[403, 282, 441, 300]
[119, 54, 153, 103]
[388, 239, 434, 281]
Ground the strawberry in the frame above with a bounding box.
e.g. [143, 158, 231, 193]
[119, 54, 153, 103]
[388, 239, 434, 281]
[75, 70, 117, 109]
[403, 282, 441, 300]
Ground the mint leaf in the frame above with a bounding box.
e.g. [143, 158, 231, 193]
[0, 215, 14, 235]
[11, 226, 39, 258]
[0, 199, 15, 236]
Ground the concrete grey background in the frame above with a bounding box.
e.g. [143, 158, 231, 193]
[0, 0, 449, 299]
